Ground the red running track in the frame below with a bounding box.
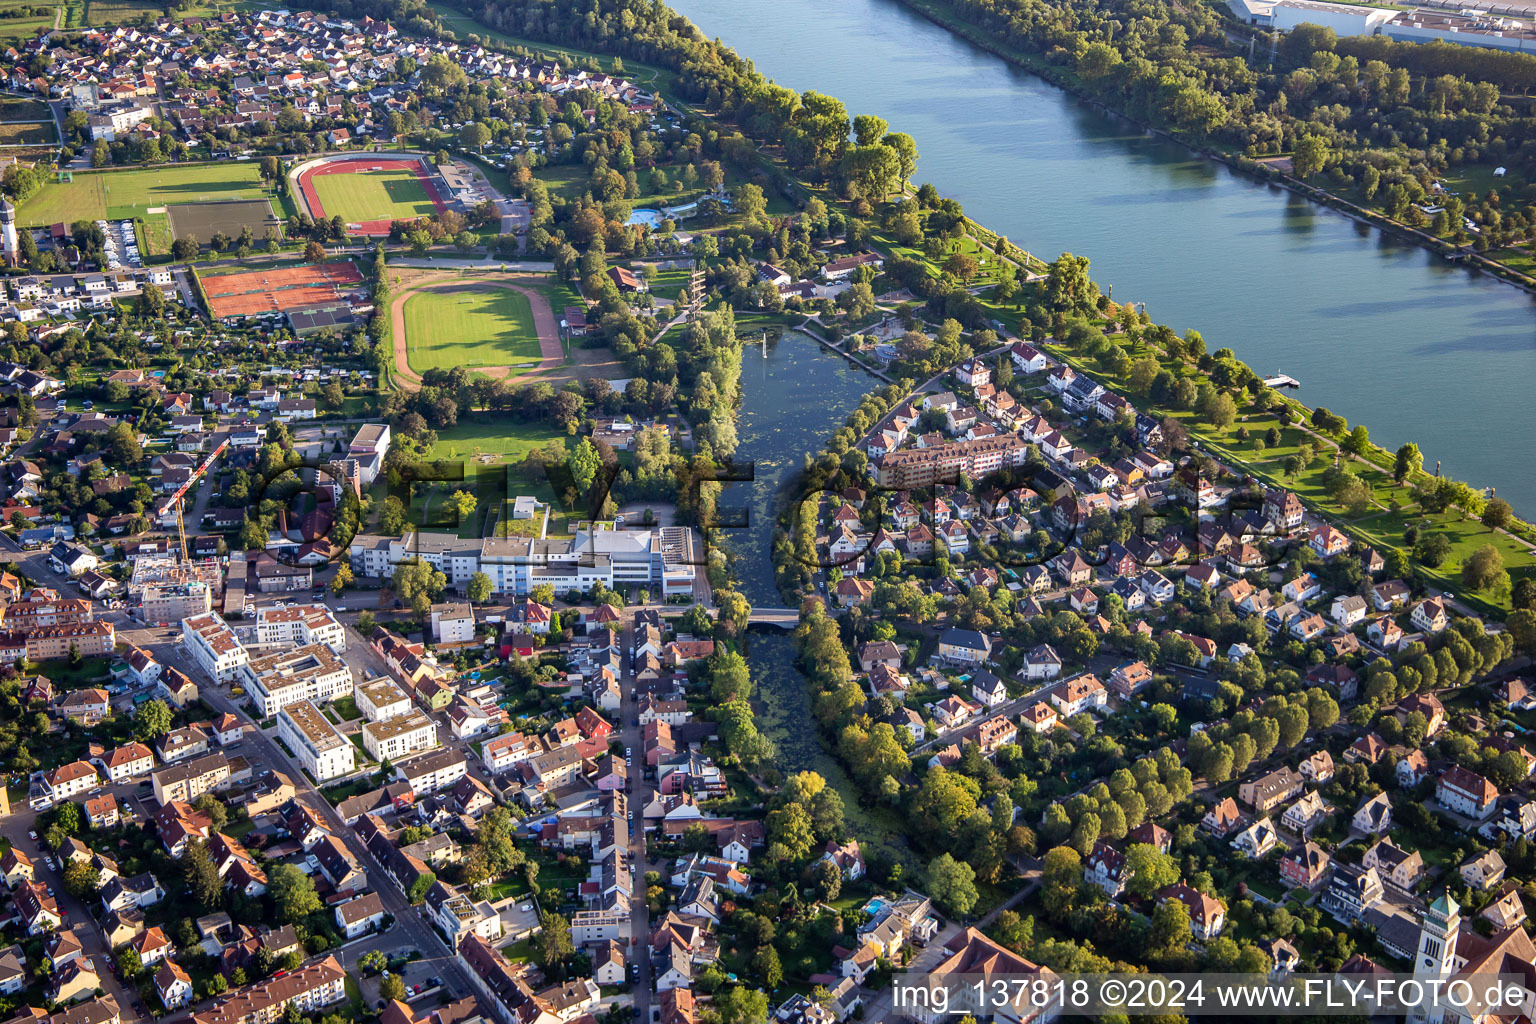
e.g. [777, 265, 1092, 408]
[296, 157, 449, 235]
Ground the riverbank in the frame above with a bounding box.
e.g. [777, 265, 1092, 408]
[893, 0, 1536, 297]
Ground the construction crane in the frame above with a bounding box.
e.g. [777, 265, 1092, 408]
[155, 438, 229, 562]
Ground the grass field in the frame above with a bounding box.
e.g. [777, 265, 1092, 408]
[403, 287, 542, 373]
[426, 419, 568, 464]
[310, 167, 437, 225]
[0, 121, 54, 145]
[0, 96, 51, 120]
[18, 163, 268, 227]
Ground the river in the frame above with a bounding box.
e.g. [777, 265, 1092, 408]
[726, 330, 909, 857]
[671, 0, 1536, 515]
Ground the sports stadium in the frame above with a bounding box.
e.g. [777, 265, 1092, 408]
[290, 152, 456, 235]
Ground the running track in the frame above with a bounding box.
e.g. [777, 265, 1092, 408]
[390, 276, 562, 387]
[296, 157, 448, 235]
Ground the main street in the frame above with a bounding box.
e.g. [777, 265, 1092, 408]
[618, 611, 653, 1021]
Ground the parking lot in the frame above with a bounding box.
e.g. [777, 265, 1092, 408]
[341, 939, 455, 1009]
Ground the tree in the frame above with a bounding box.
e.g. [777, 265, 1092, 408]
[1483, 498, 1514, 533]
[304, 241, 326, 263]
[536, 912, 575, 975]
[1394, 442, 1423, 484]
[568, 438, 601, 497]
[467, 572, 493, 605]
[926, 852, 979, 916]
[883, 132, 919, 188]
[1342, 424, 1371, 456]
[1291, 134, 1331, 178]
[1123, 844, 1180, 899]
[193, 793, 229, 830]
[393, 559, 447, 618]
[330, 563, 354, 595]
[117, 949, 144, 980]
[379, 974, 406, 1002]
[267, 863, 321, 922]
[134, 698, 174, 741]
[713, 987, 771, 1024]
[1463, 545, 1506, 591]
[1150, 897, 1192, 950]
[852, 113, 888, 147]
[183, 839, 223, 907]
[62, 859, 101, 900]
[171, 235, 200, 261]
[449, 489, 477, 521]
[460, 122, 491, 151]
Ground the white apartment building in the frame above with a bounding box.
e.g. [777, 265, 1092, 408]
[394, 748, 467, 795]
[254, 604, 346, 652]
[481, 731, 536, 773]
[278, 700, 355, 781]
[353, 676, 411, 722]
[430, 602, 475, 643]
[242, 643, 353, 717]
[44, 761, 99, 801]
[150, 752, 230, 805]
[361, 712, 439, 762]
[182, 612, 249, 683]
[348, 524, 699, 598]
[570, 908, 629, 946]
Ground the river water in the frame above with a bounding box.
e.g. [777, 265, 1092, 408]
[672, 0, 1536, 515]
[725, 331, 911, 855]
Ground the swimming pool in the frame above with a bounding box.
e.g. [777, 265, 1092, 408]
[626, 208, 663, 228]
[863, 897, 888, 916]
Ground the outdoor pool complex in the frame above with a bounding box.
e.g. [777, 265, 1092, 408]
[626, 208, 663, 227]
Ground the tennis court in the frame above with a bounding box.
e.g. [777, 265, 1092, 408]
[202, 261, 363, 318]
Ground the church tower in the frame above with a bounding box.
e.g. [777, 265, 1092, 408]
[1410, 892, 1461, 1024]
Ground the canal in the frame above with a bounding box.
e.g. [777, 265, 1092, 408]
[671, 0, 1536, 515]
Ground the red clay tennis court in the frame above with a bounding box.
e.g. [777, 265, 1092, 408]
[202, 261, 363, 317]
[296, 156, 449, 235]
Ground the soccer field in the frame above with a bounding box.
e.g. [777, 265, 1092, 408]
[404, 286, 543, 373]
[310, 168, 439, 225]
[18, 163, 268, 227]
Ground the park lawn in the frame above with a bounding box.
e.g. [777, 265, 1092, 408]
[1442, 163, 1522, 199]
[648, 267, 692, 302]
[18, 162, 268, 227]
[1488, 246, 1536, 276]
[403, 286, 542, 373]
[310, 166, 437, 224]
[425, 417, 569, 464]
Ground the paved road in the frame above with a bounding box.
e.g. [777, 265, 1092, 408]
[618, 612, 653, 1020]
